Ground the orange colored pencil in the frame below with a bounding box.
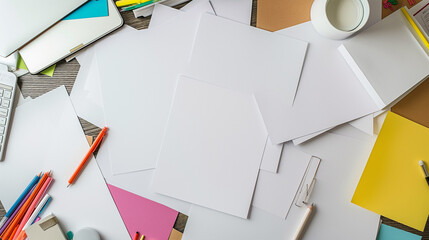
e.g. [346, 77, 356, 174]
[67, 127, 108, 187]
[1, 173, 49, 239]
[10, 225, 18, 239]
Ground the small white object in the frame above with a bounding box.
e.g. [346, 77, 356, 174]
[74, 228, 101, 240]
[0, 52, 18, 71]
[311, 0, 370, 39]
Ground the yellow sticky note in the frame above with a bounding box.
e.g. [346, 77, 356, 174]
[17, 56, 55, 77]
[352, 111, 429, 231]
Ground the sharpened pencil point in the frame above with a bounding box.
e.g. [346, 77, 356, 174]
[67, 183, 71, 188]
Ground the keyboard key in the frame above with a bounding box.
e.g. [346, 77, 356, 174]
[0, 117, 6, 126]
[4, 91, 11, 99]
[0, 136, 3, 142]
[1, 100, 9, 108]
[0, 127, 4, 134]
[0, 89, 4, 97]
[0, 108, 7, 117]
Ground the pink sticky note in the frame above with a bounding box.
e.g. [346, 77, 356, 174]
[107, 184, 179, 240]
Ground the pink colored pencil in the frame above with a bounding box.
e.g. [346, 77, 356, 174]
[12, 176, 52, 240]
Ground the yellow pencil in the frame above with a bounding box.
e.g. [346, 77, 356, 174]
[140, 235, 145, 240]
[401, 7, 429, 50]
[115, 0, 150, 7]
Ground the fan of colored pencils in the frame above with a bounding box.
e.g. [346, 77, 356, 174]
[0, 171, 54, 240]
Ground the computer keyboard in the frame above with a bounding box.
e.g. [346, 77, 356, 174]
[0, 69, 17, 161]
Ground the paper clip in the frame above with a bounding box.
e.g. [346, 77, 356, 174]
[295, 156, 321, 207]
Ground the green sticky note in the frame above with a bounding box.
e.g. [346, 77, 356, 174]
[376, 224, 421, 240]
[17, 56, 56, 77]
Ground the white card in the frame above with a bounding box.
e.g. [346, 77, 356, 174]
[153, 76, 266, 218]
[273, 22, 379, 143]
[252, 142, 311, 218]
[260, 138, 283, 173]
[186, 13, 308, 144]
[210, 0, 252, 25]
[0, 86, 129, 239]
[96, 12, 202, 174]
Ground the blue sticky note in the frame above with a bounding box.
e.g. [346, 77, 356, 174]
[64, 0, 109, 20]
[376, 224, 421, 240]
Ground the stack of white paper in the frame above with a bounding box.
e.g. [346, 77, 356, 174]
[339, 10, 429, 109]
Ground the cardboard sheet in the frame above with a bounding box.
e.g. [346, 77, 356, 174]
[256, 0, 313, 31]
[392, 79, 429, 128]
[153, 76, 267, 218]
[352, 112, 429, 231]
[108, 184, 178, 240]
[0, 86, 129, 239]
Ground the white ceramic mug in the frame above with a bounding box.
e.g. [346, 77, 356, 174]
[311, 0, 370, 40]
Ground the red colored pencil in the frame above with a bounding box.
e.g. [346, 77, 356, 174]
[133, 232, 139, 240]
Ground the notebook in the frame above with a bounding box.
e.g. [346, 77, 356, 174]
[0, 0, 88, 57]
[18, 0, 123, 74]
[339, 8, 429, 109]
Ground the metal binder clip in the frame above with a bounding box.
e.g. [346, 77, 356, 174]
[295, 156, 321, 207]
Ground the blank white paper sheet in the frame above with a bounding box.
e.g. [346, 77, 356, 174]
[273, 22, 379, 143]
[186, 13, 308, 144]
[153, 76, 267, 218]
[252, 142, 311, 218]
[0, 86, 130, 239]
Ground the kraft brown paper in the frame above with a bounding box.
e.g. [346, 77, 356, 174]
[256, 0, 313, 32]
[169, 229, 183, 240]
[382, 0, 422, 18]
[391, 79, 429, 128]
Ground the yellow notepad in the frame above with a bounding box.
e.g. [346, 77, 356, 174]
[352, 111, 429, 231]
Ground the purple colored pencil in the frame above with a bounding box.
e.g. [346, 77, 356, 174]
[0, 185, 35, 235]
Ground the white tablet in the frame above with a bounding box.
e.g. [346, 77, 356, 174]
[0, 0, 88, 57]
[19, 0, 123, 74]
